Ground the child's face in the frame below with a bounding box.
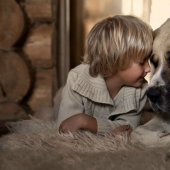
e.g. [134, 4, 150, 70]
[116, 59, 151, 87]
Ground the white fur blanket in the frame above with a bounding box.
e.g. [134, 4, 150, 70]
[0, 119, 170, 170]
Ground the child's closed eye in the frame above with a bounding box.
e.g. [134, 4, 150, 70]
[138, 61, 145, 65]
[138, 58, 149, 66]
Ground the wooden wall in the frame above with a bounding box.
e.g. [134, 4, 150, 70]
[22, 0, 54, 113]
[0, 0, 58, 123]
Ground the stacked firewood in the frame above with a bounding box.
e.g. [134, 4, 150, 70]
[22, 0, 54, 113]
[0, 0, 55, 132]
[0, 0, 30, 131]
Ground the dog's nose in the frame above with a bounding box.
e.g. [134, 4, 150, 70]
[147, 87, 161, 103]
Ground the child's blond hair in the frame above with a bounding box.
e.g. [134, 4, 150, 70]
[83, 15, 153, 77]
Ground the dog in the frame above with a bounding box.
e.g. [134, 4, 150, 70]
[130, 18, 170, 147]
[147, 19, 170, 114]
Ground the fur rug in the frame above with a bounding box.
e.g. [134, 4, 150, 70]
[0, 118, 170, 170]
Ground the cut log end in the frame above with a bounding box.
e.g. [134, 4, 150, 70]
[0, 0, 25, 48]
[0, 101, 29, 135]
[0, 50, 32, 101]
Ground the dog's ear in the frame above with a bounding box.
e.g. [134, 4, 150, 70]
[153, 28, 159, 39]
[165, 18, 170, 24]
[153, 24, 162, 39]
[153, 18, 170, 39]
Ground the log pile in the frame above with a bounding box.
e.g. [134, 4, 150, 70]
[0, 0, 25, 49]
[0, 0, 30, 130]
[0, 0, 56, 132]
[22, 0, 55, 114]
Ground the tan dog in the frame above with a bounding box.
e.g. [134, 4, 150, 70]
[131, 18, 170, 147]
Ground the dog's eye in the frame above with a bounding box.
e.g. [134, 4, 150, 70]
[166, 51, 170, 67]
[166, 51, 170, 61]
[150, 55, 158, 68]
[167, 51, 170, 56]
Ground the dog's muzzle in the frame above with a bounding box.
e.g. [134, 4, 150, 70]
[146, 86, 170, 113]
[146, 86, 164, 112]
[147, 87, 162, 103]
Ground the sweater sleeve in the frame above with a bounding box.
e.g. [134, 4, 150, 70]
[56, 70, 84, 128]
[96, 118, 129, 135]
[96, 108, 142, 135]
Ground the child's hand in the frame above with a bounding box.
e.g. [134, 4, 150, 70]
[59, 113, 97, 134]
[59, 114, 84, 133]
[111, 125, 133, 136]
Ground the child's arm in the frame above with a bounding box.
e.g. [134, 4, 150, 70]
[59, 113, 132, 135]
[56, 71, 85, 128]
[59, 113, 97, 133]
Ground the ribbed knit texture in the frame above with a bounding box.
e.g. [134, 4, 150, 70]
[73, 71, 113, 105]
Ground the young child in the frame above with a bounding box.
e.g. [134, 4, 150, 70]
[56, 15, 153, 135]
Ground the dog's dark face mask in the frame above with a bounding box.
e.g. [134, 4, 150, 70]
[147, 83, 170, 113]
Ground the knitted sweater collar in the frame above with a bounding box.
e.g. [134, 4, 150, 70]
[72, 64, 147, 115]
[73, 64, 116, 105]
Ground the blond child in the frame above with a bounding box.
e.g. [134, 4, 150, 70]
[56, 15, 153, 135]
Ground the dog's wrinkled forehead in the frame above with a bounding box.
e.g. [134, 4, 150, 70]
[149, 18, 170, 87]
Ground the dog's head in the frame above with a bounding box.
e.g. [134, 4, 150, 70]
[147, 18, 170, 113]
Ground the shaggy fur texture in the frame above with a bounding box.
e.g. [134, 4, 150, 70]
[0, 118, 170, 170]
